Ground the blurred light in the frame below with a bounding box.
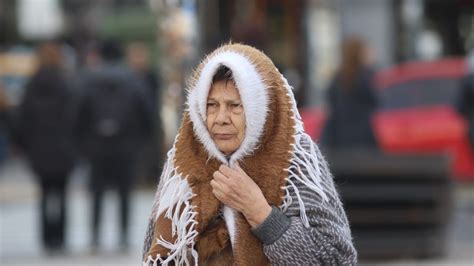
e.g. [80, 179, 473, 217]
[17, 0, 64, 40]
[402, 0, 423, 25]
[415, 30, 443, 61]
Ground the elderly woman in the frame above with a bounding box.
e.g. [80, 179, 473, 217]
[143, 44, 357, 265]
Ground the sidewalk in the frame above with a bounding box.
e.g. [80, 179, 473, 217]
[0, 157, 154, 265]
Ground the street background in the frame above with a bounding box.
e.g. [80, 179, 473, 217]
[1, 0, 473, 265]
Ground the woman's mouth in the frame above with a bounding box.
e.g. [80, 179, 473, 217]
[214, 134, 235, 140]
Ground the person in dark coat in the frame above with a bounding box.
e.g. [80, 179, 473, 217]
[458, 55, 474, 151]
[126, 41, 165, 183]
[321, 37, 378, 149]
[17, 42, 76, 251]
[75, 39, 153, 250]
[0, 81, 11, 166]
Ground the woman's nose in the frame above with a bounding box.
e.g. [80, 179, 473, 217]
[215, 105, 230, 124]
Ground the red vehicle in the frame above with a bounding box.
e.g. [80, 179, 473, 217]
[300, 58, 474, 181]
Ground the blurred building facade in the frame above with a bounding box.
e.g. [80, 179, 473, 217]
[197, 0, 473, 107]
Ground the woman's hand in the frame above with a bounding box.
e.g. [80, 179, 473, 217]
[210, 162, 272, 228]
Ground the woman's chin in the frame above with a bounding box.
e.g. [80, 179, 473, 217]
[217, 145, 238, 156]
[214, 140, 236, 154]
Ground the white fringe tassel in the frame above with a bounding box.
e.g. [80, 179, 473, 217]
[279, 183, 293, 213]
[279, 73, 329, 228]
[143, 137, 199, 266]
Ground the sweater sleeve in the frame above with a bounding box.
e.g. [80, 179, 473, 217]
[251, 206, 291, 245]
[252, 141, 357, 266]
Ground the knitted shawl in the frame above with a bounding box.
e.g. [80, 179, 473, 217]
[143, 44, 328, 265]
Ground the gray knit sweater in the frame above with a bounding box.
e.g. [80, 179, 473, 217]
[251, 140, 357, 265]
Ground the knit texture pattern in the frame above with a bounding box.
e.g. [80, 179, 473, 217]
[261, 137, 357, 265]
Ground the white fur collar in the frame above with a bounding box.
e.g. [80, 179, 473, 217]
[187, 51, 268, 165]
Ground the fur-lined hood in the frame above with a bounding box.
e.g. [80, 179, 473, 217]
[186, 44, 300, 165]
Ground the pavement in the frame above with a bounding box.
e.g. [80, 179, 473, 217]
[0, 156, 473, 265]
[0, 157, 153, 265]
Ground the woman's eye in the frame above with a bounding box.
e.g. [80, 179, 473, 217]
[231, 103, 243, 114]
[207, 103, 217, 107]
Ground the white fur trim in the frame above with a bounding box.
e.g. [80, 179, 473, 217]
[222, 206, 237, 246]
[187, 51, 269, 165]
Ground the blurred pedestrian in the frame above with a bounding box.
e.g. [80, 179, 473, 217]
[321, 37, 378, 149]
[126, 41, 159, 103]
[83, 42, 102, 71]
[458, 51, 474, 151]
[16, 41, 77, 252]
[0, 81, 11, 166]
[75, 39, 153, 250]
[126, 41, 164, 183]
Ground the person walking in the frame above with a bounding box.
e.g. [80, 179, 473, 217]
[75, 39, 153, 250]
[458, 51, 474, 151]
[0, 81, 11, 167]
[321, 37, 378, 149]
[126, 41, 165, 183]
[17, 42, 77, 252]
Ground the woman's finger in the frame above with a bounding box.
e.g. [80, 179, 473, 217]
[211, 179, 227, 192]
[233, 163, 251, 182]
[210, 179, 219, 189]
[212, 188, 224, 200]
[233, 161, 247, 175]
[213, 170, 229, 183]
[219, 164, 240, 179]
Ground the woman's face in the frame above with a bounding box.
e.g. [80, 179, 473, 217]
[206, 80, 246, 156]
